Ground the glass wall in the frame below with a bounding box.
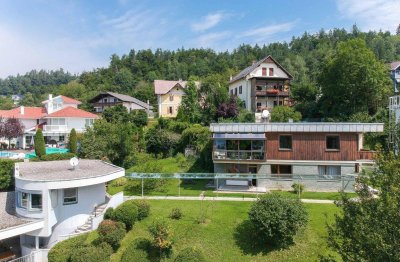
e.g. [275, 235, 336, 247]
[213, 139, 265, 161]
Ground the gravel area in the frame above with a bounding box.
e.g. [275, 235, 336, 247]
[17, 159, 123, 181]
[0, 192, 31, 230]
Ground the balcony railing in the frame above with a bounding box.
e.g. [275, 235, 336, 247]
[358, 150, 377, 160]
[256, 90, 289, 97]
[43, 125, 68, 132]
[213, 150, 265, 161]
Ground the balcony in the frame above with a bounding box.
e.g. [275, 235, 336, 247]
[358, 150, 377, 160]
[213, 150, 265, 161]
[43, 125, 68, 132]
[256, 90, 289, 97]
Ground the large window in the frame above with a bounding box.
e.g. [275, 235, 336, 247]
[279, 135, 292, 150]
[85, 119, 94, 126]
[213, 139, 265, 161]
[63, 188, 78, 205]
[49, 118, 66, 125]
[271, 165, 292, 178]
[318, 165, 341, 179]
[326, 135, 340, 150]
[17, 191, 42, 211]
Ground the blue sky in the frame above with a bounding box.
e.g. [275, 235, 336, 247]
[0, 0, 399, 77]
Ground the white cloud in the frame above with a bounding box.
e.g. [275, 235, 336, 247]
[194, 31, 231, 48]
[239, 21, 297, 42]
[336, 0, 400, 32]
[191, 12, 226, 32]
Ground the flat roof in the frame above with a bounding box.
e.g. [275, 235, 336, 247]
[128, 173, 358, 179]
[16, 159, 124, 182]
[0, 192, 36, 231]
[210, 122, 384, 133]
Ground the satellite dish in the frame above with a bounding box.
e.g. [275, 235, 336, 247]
[70, 157, 79, 169]
[261, 109, 270, 119]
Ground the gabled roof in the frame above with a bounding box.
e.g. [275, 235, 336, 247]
[42, 95, 81, 105]
[90, 92, 152, 110]
[154, 80, 188, 95]
[45, 106, 99, 118]
[390, 61, 400, 71]
[230, 55, 293, 84]
[0, 107, 47, 119]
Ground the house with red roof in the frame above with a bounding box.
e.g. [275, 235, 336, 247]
[0, 94, 98, 149]
[154, 80, 200, 118]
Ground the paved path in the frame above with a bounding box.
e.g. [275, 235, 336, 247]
[124, 195, 335, 204]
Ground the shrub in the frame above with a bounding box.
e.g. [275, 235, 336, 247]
[112, 177, 128, 187]
[48, 233, 88, 262]
[30, 153, 75, 161]
[97, 219, 126, 250]
[174, 247, 206, 262]
[121, 237, 152, 262]
[0, 159, 15, 190]
[104, 207, 115, 220]
[70, 242, 113, 262]
[169, 208, 183, 220]
[248, 194, 308, 248]
[133, 200, 151, 220]
[68, 128, 78, 154]
[34, 128, 46, 158]
[113, 200, 138, 230]
[148, 219, 173, 255]
[292, 183, 305, 194]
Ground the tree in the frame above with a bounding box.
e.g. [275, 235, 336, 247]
[0, 96, 14, 110]
[148, 219, 172, 256]
[270, 106, 302, 122]
[145, 128, 180, 158]
[68, 128, 77, 154]
[248, 194, 308, 248]
[327, 152, 400, 261]
[34, 128, 46, 158]
[318, 39, 392, 120]
[102, 105, 130, 123]
[177, 80, 202, 123]
[216, 96, 239, 119]
[130, 110, 148, 127]
[3, 118, 24, 148]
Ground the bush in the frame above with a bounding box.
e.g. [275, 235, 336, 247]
[97, 219, 126, 250]
[34, 128, 46, 158]
[148, 219, 173, 255]
[104, 207, 115, 220]
[174, 247, 206, 262]
[130, 110, 148, 127]
[133, 200, 151, 220]
[113, 200, 138, 230]
[270, 106, 302, 122]
[0, 159, 15, 190]
[124, 178, 166, 194]
[48, 233, 88, 262]
[30, 152, 75, 161]
[121, 237, 152, 262]
[111, 177, 128, 187]
[248, 194, 308, 248]
[292, 183, 305, 194]
[70, 242, 113, 262]
[169, 208, 183, 220]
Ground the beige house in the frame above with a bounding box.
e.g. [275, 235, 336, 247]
[154, 80, 198, 118]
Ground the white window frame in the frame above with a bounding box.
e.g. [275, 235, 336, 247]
[63, 188, 78, 205]
[17, 191, 42, 211]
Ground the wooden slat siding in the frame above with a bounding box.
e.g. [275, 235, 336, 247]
[266, 132, 358, 161]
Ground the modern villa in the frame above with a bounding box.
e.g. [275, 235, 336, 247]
[228, 56, 293, 113]
[210, 122, 384, 192]
[0, 94, 99, 149]
[0, 159, 124, 260]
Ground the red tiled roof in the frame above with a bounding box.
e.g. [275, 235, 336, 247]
[45, 106, 99, 118]
[0, 107, 47, 119]
[154, 80, 200, 94]
[60, 95, 82, 104]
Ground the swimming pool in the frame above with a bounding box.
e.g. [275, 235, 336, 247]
[0, 151, 19, 158]
[25, 148, 69, 159]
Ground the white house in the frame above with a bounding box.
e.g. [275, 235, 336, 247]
[0, 159, 124, 260]
[0, 94, 99, 149]
[229, 56, 293, 113]
[390, 61, 400, 93]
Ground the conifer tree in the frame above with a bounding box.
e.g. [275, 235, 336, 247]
[68, 128, 77, 154]
[34, 128, 46, 158]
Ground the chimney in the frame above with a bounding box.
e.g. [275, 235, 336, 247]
[20, 106, 24, 115]
[49, 94, 53, 100]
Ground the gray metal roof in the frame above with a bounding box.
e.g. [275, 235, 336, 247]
[213, 133, 266, 139]
[16, 160, 124, 182]
[210, 122, 384, 133]
[91, 92, 152, 110]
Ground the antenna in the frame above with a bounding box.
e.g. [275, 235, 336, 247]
[69, 157, 79, 170]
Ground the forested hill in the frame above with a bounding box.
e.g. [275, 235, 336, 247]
[0, 26, 399, 119]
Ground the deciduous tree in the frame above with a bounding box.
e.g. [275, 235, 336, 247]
[3, 118, 24, 148]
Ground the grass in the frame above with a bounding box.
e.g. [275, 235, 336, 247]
[110, 200, 339, 262]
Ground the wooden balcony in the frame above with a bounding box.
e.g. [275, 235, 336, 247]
[358, 150, 377, 160]
[256, 90, 289, 97]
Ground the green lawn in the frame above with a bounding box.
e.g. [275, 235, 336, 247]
[110, 200, 339, 262]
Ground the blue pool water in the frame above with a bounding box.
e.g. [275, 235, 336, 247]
[0, 151, 18, 158]
[25, 148, 69, 159]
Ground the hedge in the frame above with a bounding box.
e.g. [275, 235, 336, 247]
[133, 200, 150, 220]
[97, 219, 126, 250]
[174, 247, 206, 262]
[0, 159, 15, 190]
[30, 153, 76, 162]
[113, 200, 138, 230]
[121, 237, 152, 262]
[69, 242, 113, 262]
[48, 233, 88, 262]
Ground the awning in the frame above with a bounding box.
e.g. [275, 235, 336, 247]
[213, 133, 265, 140]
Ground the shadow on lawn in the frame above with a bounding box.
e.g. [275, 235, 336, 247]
[234, 220, 282, 255]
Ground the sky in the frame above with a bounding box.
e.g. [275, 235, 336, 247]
[0, 0, 399, 78]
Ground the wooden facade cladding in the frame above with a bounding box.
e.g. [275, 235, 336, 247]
[266, 132, 359, 161]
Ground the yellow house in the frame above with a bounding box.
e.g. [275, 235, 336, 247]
[154, 80, 194, 118]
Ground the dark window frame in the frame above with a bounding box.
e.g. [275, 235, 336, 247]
[239, 85, 242, 94]
[279, 135, 292, 150]
[326, 135, 340, 151]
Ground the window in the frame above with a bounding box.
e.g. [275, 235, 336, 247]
[168, 106, 173, 114]
[17, 191, 42, 210]
[169, 95, 174, 101]
[234, 88, 238, 95]
[257, 102, 262, 108]
[326, 135, 340, 150]
[31, 194, 42, 209]
[269, 68, 274, 76]
[215, 140, 226, 150]
[19, 192, 28, 209]
[239, 86, 242, 94]
[262, 67, 267, 76]
[85, 119, 94, 126]
[63, 188, 78, 205]
[318, 166, 341, 179]
[104, 98, 108, 103]
[279, 135, 292, 150]
[49, 118, 65, 125]
[230, 89, 233, 95]
[271, 165, 292, 175]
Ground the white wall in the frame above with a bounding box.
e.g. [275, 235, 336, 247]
[66, 117, 91, 132]
[228, 79, 250, 110]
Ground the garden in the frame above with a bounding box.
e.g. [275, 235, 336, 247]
[48, 198, 339, 262]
